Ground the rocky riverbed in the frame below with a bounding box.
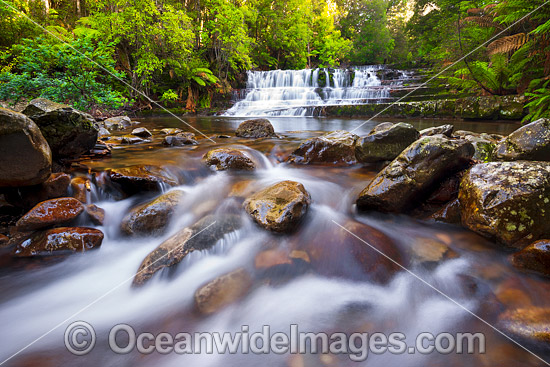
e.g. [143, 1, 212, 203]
[1, 99, 550, 366]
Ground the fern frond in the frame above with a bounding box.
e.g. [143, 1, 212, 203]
[487, 33, 528, 55]
[460, 16, 502, 29]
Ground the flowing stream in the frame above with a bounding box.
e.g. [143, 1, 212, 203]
[1, 116, 549, 367]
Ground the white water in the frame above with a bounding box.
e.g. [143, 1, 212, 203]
[225, 66, 407, 117]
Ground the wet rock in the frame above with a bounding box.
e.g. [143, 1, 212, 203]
[499, 95, 525, 120]
[419, 124, 454, 138]
[0, 234, 8, 247]
[13, 227, 103, 256]
[289, 130, 359, 165]
[357, 135, 474, 213]
[108, 165, 179, 196]
[498, 307, 550, 347]
[121, 190, 185, 236]
[194, 268, 253, 315]
[495, 118, 550, 161]
[131, 127, 152, 138]
[235, 118, 275, 138]
[163, 132, 198, 146]
[431, 198, 462, 224]
[102, 116, 132, 130]
[459, 161, 550, 247]
[244, 181, 311, 233]
[458, 132, 499, 162]
[132, 215, 242, 286]
[85, 204, 105, 226]
[70, 177, 91, 203]
[355, 122, 419, 163]
[0, 108, 52, 187]
[3, 172, 70, 209]
[120, 134, 146, 144]
[160, 128, 183, 135]
[254, 249, 294, 269]
[203, 147, 256, 170]
[16, 197, 84, 231]
[409, 237, 458, 264]
[22, 98, 98, 159]
[98, 127, 110, 137]
[511, 240, 550, 277]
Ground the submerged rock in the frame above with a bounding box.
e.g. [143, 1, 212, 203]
[289, 130, 359, 165]
[0, 108, 52, 187]
[121, 190, 185, 236]
[194, 268, 253, 315]
[355, 122, 419, 163]
[459, 161, 550, 247]
[357, 135, 474, 213]
[495, 118, 550, 161]
[243, 181, 311, 233]
[132, 215, 242, 286]
[511, 240, 550, 277]
[419, 124, 454, 138]
[498, 307, 550, 347]
[203, 147, 256, 170]
[108, 165, 180, 195]
[22, 98, 98, 159]
[163, 132, 197, 146]
[16, 197, 84, 231]
[13, 227, 103, 256]
[235, 118, 275, 138]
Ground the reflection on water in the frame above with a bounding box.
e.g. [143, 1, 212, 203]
[1, 116, 547, 367]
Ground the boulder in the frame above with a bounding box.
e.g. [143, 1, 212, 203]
[357, 135, 474, 213]
[22, 98, 98, 159]
[98, 127, 111, 137]
[499, 95, 525, 120]
[458, 132, 499, 162]
[243, 181, 311, 233]
[16, 197, 84, 231]
[0, 108, 52, 187]
[494, 118, 550, 161]
[3, 172, 70, 209]
[13, 227, 103, 256]
[355, 122, 419, 163]
[131, 127, 152, 138]
[108, 165, 180, 196]
[235, 118, 275, 138]
[498, 307, 550, 347]
[163, 132, 198, 146]
[70, 177, 91, 203]
[194, 268, 253, 315]
[102, 116, 132, 130]
[289, 130, 359, 165]
[511, 240, 550, 277]
[121, 190, 185, 236]
[132, 215, 242, 286]
[203, 147, 256, 170]
[419, 124, 454, 138]
[459, 161, 550, 247]
[85, 204, 105, 226]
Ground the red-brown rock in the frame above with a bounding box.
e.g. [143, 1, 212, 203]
[15, 197, 84, 231]
[13, 227, 103, 256]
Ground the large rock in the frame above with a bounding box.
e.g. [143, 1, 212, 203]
[3, 172, 70, 209]
[289, 130, 359, 165]
[101, 116, 132, 130]
[243, 181, 311, 233]
[121, 190, 185, 236]
[0, 108, 52, 187]
[455, 131, 499, 162]
[203, 147, 256, 171]
[22, 98, 98, 159]
[132, 215, 242, 286]
[511, 240, 550, 277]
[357, 136, 474, 213]
[16, 197, 84, 231]
[13, 227, 103, 256]
[495, 118, 550, 161]
[419, 124, 454, 138]
[108, 165, 180, 195]
[459, 161, 550, 247]
[498, 307, 550, 347]
[194, 268, 253, 314]
[163, 132, 197, 146]
[355, 122, 419, 163]
[235, 118, 275, 138]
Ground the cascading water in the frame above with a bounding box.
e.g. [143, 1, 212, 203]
[224, 66, 410, 117]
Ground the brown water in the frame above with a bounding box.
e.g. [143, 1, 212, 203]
[2, 116, 549, 367]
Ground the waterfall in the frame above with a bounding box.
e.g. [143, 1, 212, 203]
[224, 65, 411, 117]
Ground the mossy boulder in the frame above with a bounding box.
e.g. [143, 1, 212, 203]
[243, 181, 311, 233]
[499, 95, 525, 120]
[494, 118, 550, 161]
[357, 135, 474, 213]
[478, 96, 500, 119]
[22, 98, 98, 159]
[355, 122, 419, 163]
[203, 147, 257, 170]
[121, 190, 185, 236]
[235, 118, 275, 138]
[0, 108, 52, 187]
[511, 240, 550, 277]
[455, 131, 500, 162]
[289, 130, 359, 165]
[459, 161, 550, 247]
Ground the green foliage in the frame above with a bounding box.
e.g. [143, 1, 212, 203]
[525, 79, 550, 121]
